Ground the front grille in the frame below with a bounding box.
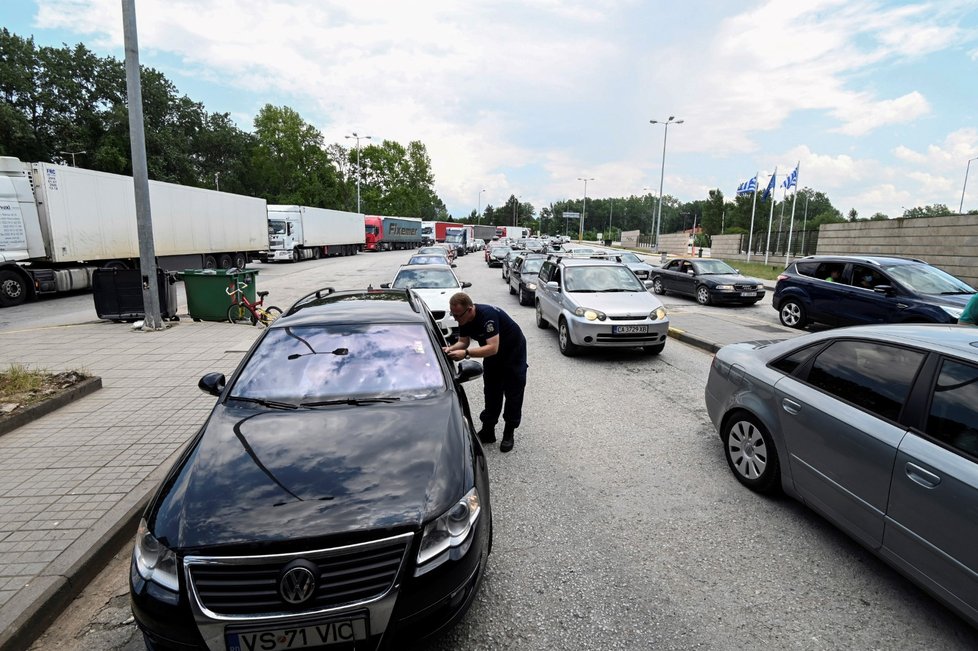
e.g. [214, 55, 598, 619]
[187, 536, 410, 617]
[596, 332, 662, 342]
[733, 284, 759, 291]
[607, 315, 648, 321]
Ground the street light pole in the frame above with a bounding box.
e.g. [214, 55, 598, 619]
[345, 132, 372, 213]
[961, 157, 978, 214]
[577, 177, 594, 243]
[478, 188, 486, 224]
[649, 116, 683, 250]
[60, 150, 86, 167]
[512, 195, 521, 227]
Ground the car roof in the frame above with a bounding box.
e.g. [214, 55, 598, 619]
[793, 255, 929, 267]
[557, 257, 626, 268]
[801, 323, 978, 359]
[395, 263, 455, 272]
[279, 288, 426, 325]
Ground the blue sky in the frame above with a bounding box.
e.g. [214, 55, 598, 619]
[7, 0, 978, 220]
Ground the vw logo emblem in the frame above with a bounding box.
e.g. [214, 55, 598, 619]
[279, 566, 317, 604]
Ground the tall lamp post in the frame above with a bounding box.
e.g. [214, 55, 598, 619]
[477, 188, 486, 224]
[512, 195, 521, 227]
[60, 150, 86, 167]
[961, 156, 978, 214]
[345, 132, 372, 213]
[649, 116, 683, 250]
[577, 177, 594, 243]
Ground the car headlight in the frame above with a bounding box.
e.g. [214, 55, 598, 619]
[527, 282, 537, 291]
[941, 305, 964, 318]
[715, 284, 735, 291]
[133, 518, 179, 591]
[574, 307, 607, 321]
[651, 307, 667, 321]
[754, 284, 765, 290]
[416, 487, 481, 574]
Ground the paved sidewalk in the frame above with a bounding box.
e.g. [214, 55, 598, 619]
[0, 298, 795, 651]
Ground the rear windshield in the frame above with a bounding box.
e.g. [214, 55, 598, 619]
[231, 324, 446, 403]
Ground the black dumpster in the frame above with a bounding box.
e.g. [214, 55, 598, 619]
[92, 268, 179, 322]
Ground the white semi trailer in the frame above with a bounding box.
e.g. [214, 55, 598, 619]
[0, 157, 267, 306]
[261, 205, 364, 262]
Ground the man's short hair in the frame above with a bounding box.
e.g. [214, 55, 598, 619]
[449, 292, 473, 309]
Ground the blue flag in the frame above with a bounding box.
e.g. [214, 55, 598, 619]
[762, 172, 776, 201]
[782, 166, 798, 190]
[736, 176, 758, 196]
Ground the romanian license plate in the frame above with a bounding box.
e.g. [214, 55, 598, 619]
[226, 618, 368, 651]
[613, 325, 648, 334]
[740, 292, 757, 297]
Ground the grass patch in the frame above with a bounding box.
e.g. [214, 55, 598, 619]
[719, 260, 786, 281]
[0, 364, 90, 412]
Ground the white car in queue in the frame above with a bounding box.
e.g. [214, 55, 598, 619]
[534, 255, 669, 356]
[382, 264, 470, 341]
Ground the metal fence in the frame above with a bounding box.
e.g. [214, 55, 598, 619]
[745, 229, 819, 257]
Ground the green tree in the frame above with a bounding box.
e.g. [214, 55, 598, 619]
[902, 204, 952, 218]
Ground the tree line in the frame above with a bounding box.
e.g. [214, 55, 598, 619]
[0, 29, 448, 218]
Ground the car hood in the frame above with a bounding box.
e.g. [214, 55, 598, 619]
[149, 396, 468, 549]
[700, 273, 763, 285]
[409, 287, 455, 310]
[568, 291, 662, 315]
[915, 292, 973, 309]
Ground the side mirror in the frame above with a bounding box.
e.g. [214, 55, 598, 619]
[456, 359, 484, 383]
[380, 283, 391, 289]
[546, 281, 560, 290]
[687, 270, 695, 276]
[643, 280, 654, 290]
[198, 372, 226, 397]
[461, 281, 472, 288]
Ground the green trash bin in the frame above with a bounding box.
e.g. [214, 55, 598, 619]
[181, 269, 259, 322]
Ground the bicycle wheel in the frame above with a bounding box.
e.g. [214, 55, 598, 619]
[257, 306, 282, 327]
[227, 303, 255, 325]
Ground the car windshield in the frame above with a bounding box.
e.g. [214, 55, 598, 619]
[522, 259, 545, 274]
[493, 247, 512, 256]
[619, 252, 641, 263]
[392, 268, 459, 289]
[418, 247, 443, 254]
[564, 265, 645, 292]
[230, 324, 446, 403]
[694, 260, 738, 275]
[884, 263, 976, 295]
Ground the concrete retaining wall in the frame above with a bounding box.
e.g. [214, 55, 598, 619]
[817, 215, 978, 288]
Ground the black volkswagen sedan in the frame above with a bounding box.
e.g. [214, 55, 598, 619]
[131, 288, 491, 650]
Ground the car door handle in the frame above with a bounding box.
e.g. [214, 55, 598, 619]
[781, 398, 802, 415]
[905, 462, 941, 489]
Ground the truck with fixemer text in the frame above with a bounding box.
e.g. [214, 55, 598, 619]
[261, 205, 364, 262]
[363, 216, 423, 251]
[0, 157, 267, 307]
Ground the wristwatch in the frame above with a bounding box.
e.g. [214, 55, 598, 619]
[464, 351, 470, 359]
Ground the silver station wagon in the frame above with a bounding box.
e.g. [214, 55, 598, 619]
[705, 324, 978, 627]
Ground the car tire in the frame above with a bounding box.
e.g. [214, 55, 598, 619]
[519, 286, 530, 306]
[535, 302, 549, 329]
[557, 318, 580, 357]
[643, 342, 665, 355]
[696, 285, 711, 305]
[721, 412, 781, 494]
[509, 283, 516, 295]
[778, 299, 808, 329]
[652, 277, 666, 295]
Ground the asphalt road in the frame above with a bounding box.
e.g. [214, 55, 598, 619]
[24, 250, 978, 650]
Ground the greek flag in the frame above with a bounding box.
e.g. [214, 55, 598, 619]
[762, 171, 776, 201]
[782, 166, 798, 190]
[736, 176, 757, 196]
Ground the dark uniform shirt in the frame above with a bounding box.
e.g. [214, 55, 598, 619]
[459, 304, 527, 366]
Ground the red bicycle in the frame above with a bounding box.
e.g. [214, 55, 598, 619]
[226, 280, 282, 326]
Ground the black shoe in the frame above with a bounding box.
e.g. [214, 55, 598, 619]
[477, 427, 496, 444]
[500, 427, 515, 453]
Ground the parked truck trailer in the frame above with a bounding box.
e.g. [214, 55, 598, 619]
[364, 216, 423, 251]
[261, 205, 364, 262]
[0, 157, 267, 307]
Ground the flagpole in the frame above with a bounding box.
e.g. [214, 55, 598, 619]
[764, 166, 777, 265]
[777, 186, 786, 253]
[785, 162, 800, 266]
[746, 172, 759, 262]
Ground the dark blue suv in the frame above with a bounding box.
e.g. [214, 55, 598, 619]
[772, 255, 975, 329]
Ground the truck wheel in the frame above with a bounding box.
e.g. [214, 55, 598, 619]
[203, 255, 218, 269]
[0, 270, 28, 307]
[233, 252, 247, 269]
[290, 248, 300, 263]
[312, 247, 322, 260]
[218, 254, 234, 269]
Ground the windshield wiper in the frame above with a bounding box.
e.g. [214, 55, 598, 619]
[940, 291, 974, 295]
[300, 397, 402, 407]
[229, 396, 298, 410]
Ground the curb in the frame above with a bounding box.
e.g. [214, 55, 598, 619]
[0, 376, 102, 438]
[668, 326, 722, 355]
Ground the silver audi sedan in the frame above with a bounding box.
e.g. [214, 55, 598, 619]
[704, 324, 978, 628]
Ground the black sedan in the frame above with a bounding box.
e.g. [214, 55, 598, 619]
[131, 288, 492, 650]
[651, 258, 765, 305]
